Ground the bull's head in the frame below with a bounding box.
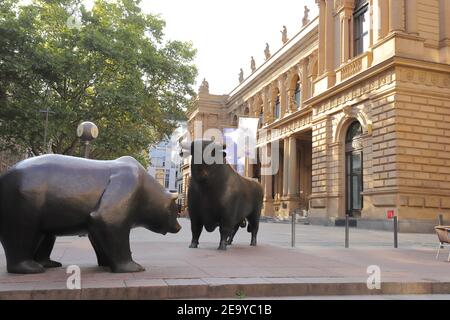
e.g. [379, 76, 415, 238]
[180, 140, 227, 182]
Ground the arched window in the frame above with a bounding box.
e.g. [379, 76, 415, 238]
[232, 115, 238, 127]
[244, 107, 250, 116]
[274, 93, 281, 119]
[353, 0, 369, 57]
[345, 121, 363, 217]
[294, 79, 301, 109]
[346, 121, 363, 143]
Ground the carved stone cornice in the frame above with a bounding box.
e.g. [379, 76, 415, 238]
[397, 66, 450, 89]
[314, 69, 395, 115]
[256, 112, 313, 146]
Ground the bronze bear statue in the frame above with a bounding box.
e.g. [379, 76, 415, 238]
[0, 154, 181, 274]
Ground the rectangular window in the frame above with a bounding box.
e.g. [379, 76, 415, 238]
[294, 83, 301, 109]
[165, 170, 170, 189]
[275, 96, 281, 119]
[353, 3, 369, 56]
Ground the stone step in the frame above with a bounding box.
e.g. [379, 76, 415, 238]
[2, 279, 449, 300]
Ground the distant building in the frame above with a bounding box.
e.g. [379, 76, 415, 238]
[148, 123, 187, 204]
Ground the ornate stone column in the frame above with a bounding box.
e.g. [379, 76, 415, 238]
[373, 0, 389, 42]
[254, 93, 263, 118]
[440, 0, 450, 42]
[261, 144, 274, 216]
[334, 0, 354, 63]
[324, 0, 334, 74]
[261, 87, 271, 124]
[278, 74, 287, 117]
[286, 67, 299, 113]
[300, 59, 309, 107]
[340, 8, 352, 64]
[287, 136, 298, 198]
[389, 0, 405, 33]
[282, 138, 289, 198]
[316, 0, 326, 75]
[247, 96, 254, 117]
[406, 0, 418, 35]
[307, 51, 318, 97]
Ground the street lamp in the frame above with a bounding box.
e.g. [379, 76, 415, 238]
[39, 108, 55, 154]
[76, 121, 98, 159]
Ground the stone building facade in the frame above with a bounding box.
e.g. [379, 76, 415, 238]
[183, 0, 450, 232]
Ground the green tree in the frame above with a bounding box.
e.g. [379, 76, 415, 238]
[0, 0, 197, 165]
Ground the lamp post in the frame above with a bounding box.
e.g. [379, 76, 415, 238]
[39, 108, 55, 154]
[76, 121, 98, 159]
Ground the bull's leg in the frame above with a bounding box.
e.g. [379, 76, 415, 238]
[189, 219, 203, 248]
[247, 209, 261, 247]
[88, 234, 109, 267]
[218, 226, 233, 250]
[226, 224, 240, 245]
[34, 235, 62, 268]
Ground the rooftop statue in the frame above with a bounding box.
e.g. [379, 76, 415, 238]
[264, 43, 271, 60]
[281, 25, 288, 44]
[199, 78, 209, 94]
[250, 56, 256, 73]
[302, 5, 310, 27]
[239, 68, 244, 83]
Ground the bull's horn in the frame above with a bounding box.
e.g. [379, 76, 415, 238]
[180, 141, 191, 150]
[169, 192, 179, 200]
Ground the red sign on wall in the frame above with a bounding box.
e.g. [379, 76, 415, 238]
[387, 210, 395, 219]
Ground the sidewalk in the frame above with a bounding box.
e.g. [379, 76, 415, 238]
[0, 218, 448, 299]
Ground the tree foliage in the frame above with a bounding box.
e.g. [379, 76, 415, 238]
[0, 0, 197, 165]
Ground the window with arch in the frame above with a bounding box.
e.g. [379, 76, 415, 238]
[294, 79, 301, 109]
[345, 121, 363, 217]
[232, 115, 238, 127]
[353, 0, 369, 57]
[274, 93, 281, 119]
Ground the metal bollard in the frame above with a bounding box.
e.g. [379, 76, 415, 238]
[345, 214, 349, 248]
[393, 216, 398, 248]
[438, 214, 444, 226]
[291, 211, 296, 248]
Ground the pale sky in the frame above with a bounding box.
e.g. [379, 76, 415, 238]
[142, 0, 318, 95]
[20, 0, 318, 95]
